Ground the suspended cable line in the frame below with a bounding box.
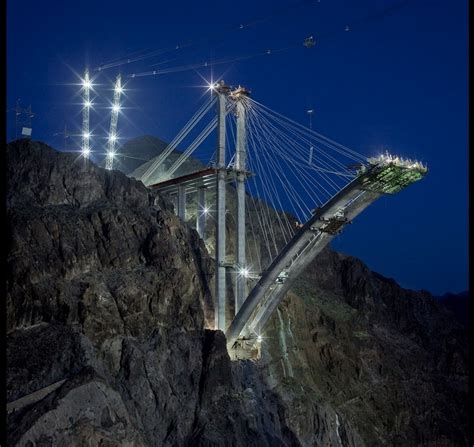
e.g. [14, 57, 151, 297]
[94, 0, 317, 72]
[123, 0, 418, 80]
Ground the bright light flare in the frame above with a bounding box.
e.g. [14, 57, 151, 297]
[257, 335, 263, 343]
[238, 267, 250, 278]
[200, 206, 211, 217]
[109, 134, 117, 142]
[115, 86, 124, 94]
[83, 132, 90, 139]
[107, 151, 116, 159]
[84, 101, 92, 108]
[82, 79, 92, 89]
[82, 148, 91, 157]
[112, 104, 121, 112]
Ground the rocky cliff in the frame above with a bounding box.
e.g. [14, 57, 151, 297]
[6, 139, 469, 446]
[6, 140, 298, 446]
[260, 250, 469, 446]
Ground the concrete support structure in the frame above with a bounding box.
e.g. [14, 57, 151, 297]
[233, 87, 250, 313]
[196, 187, 206, 239]
[177, 184, 186, 220]
[215, 81, 230, 331]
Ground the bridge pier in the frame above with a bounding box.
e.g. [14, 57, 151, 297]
[215, 81, 230, 331]
[177, 184, 186, 220]
[196, 187, 206, 239]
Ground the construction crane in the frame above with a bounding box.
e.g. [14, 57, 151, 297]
[81, 69, 92, 158]
[106, 74, 123, 170]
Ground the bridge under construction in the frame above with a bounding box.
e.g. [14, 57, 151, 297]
[79, 75, 427, 359]
[142, 81, 427, 359]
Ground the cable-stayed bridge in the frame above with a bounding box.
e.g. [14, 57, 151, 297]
[126, 80, 427, 359]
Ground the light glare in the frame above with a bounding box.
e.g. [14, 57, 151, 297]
[239, 267, 250, 278]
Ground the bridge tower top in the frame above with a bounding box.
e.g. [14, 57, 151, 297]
[229, 85, 251, 101]
[212, 80, 231, 95]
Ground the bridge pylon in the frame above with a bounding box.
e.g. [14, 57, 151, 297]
[230, 86, 251, 314]
[214, 81, 231, 331]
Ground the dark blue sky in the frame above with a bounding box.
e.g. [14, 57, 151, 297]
[7, 0, 468, 295]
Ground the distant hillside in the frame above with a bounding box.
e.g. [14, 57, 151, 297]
[126, 136, 208, 185]
[437, 291, 469, 327]
[104, 135, 169, 175]
[105, 135, 207, 185]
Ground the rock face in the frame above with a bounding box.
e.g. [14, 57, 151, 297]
[7, 139, 469, 446]
[6, 140, 297, 446]
[260, 249, 469, 446]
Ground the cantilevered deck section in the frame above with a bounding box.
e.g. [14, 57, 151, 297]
[226, 154, 427, 357]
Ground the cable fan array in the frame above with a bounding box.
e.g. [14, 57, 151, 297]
[134, 91, 368, 278]
[140, 95, 236, 186]
[233, 97, 367, 272]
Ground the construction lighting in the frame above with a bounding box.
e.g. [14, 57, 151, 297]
[199, 206, 211, 217]
[368, 151, 427, 172]
[239, 267, 250, 278]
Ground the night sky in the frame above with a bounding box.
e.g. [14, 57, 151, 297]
[7, 0, 468, 295]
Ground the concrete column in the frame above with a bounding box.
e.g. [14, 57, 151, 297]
[196, 187, 206, 239]
[177, 185, 186, 220]
[235, 97, 248, 313]
[215, 84, 228, 331]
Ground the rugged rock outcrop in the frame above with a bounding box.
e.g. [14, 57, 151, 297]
[261, 249, 469, 446]
[6, 140, 297, 446]
[6, 139, 469, 446]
